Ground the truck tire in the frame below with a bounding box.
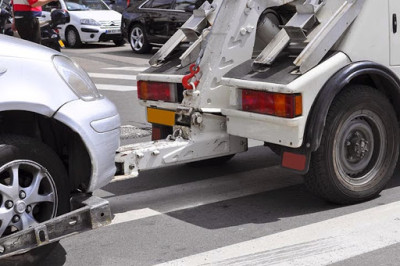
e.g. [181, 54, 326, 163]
[0, 135, 69, 265]
[304, 86, 399, 204]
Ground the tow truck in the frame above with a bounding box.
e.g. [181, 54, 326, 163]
[116, 0, 400, 206]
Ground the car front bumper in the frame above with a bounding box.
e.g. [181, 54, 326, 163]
[54, 97, 121, 192]
[80, 26, 122, 42]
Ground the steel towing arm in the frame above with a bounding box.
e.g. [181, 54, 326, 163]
[0, 194, 111, 258]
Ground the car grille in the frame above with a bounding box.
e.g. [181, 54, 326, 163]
[99, 20, 121, 29]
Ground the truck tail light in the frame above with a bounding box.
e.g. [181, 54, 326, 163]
[241, 89, 302, 118]
[137, 81, 178, 102]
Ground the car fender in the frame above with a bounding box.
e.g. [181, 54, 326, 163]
[0, 55, 78, 116]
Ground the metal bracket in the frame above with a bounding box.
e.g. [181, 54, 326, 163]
[0, 195, 111, 258]
[149, 1, 219, 66]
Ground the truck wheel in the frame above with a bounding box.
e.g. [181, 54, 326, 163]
[305, 86, 399, 204]
[0, 135, 69, 265]
[129, 24, 151, 54]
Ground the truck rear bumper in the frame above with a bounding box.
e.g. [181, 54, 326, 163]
[0, 194, 111, 258]
[223, 108, 305, 148]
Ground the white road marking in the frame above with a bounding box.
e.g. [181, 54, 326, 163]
[248, 139, 264, 148]
[105, 66, 149, 72]
[91, 53, 151, 65]
[96, 84, 137, 92]
[89, 73, 137, 80]
[111, 166, 301, 225]
[112, 208, 161, 225]
[157, 200, 400, 266]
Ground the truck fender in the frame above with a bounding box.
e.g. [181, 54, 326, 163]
[305, 61, 400, 153]
[281, 61, 400, 174]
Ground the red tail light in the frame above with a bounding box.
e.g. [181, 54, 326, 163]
[137, 81, 178, 102]
[241, 89, 302, 118]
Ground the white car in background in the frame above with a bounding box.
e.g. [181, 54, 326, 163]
[42, 0, 124, 48]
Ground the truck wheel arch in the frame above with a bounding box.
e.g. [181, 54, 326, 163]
[304, 61, 400, 153]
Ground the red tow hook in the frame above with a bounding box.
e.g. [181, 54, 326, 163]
[182, 64, 200, 90]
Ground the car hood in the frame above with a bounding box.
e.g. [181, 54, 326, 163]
[0, 34, 55, 61]
[69, 10, 121, 21]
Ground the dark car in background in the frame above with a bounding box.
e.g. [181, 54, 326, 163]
[121, 0, 209, 53]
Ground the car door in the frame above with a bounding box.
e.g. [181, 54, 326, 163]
[142, 0, 174, 42]
[169, 0, 202, 36]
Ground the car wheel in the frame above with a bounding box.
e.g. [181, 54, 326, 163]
[113, 39, 125, 46]
[65, 27, 82, 48]
[129, 24, 151, 54]
[304, 86, 399, 204]
[0, 135, 70, 265]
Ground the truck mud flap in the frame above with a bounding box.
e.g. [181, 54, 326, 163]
[0, 195, 111, 258]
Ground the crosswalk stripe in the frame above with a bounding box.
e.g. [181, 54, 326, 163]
[110, 165, 300, 225]
[158, 200, 400, 266]
[89, 73, 137, 80]
[96, 84, 137, 91]
[91, 53, 151, 65]
[112, 208, 161, 225]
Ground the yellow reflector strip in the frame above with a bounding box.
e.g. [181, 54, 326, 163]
[147, 108, 175, 126]
[58, 40, 65, 48]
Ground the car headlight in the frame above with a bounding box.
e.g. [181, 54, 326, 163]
[53, 55, 102, 101]
[80, 18, 100, 26]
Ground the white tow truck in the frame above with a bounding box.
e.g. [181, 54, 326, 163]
[116, 0, 400, 205]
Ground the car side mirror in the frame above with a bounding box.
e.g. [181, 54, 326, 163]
[51, 9, 70, 26]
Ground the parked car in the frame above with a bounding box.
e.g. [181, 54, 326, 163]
[41, 0, 124, 48]
[121, 0, 209, 53]
[0, 34, 120, 263]
[103, 0, 125, 13]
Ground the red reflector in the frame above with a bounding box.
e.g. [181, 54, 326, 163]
[282, 152, 306, 171]
[152, 126, 162, 141]
[137, 81, 177, 102]
[241, 89, 302, 118]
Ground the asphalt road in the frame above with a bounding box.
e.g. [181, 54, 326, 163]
[38, 42, 400, 266]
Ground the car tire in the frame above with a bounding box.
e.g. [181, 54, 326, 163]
[304, 86, 399, 204]
[129, 24, 151, 54]
[65, 27, 82, 48]
[113, 39, 125, 46]
[0, 135, 70, 265]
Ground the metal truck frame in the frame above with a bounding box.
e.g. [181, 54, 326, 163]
[116, 0, 400, 204]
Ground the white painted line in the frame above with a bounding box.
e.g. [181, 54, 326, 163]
[112, 208, 161, 225]
[248, 139, 264, 148]
[158, 201, 400, 266]
[96, 84, 137, 92]
[91, 53, 151, 65]
[109, 166, 301, 224]
[89, 73, 137, 80]
[105, 66, 149, 72]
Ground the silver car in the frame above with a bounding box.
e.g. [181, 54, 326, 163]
[0, 35, 120, 262]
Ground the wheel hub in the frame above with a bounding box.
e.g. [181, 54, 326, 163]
[346, 131, 369, 161]
[14, 200, 26, 214]
[337, 118, 376, 177]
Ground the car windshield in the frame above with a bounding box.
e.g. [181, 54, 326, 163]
[65, 0, 109, 11]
